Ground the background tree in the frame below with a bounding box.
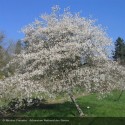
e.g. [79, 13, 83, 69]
[15, 40, 22, 54]
[0, 32, 9, 78]
[0, 32, 5, 42]
[113, 37, 125, 64]
[0, 6, 125, 116]
[0, 33, 15, 78]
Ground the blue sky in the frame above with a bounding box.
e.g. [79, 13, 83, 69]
[0, 0, 125, 42]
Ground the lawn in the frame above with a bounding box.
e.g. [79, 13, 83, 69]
[15, 90, 125, 117]
[1, 90, 125, 125]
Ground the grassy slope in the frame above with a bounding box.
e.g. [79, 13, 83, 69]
[17, 90, 125, 117]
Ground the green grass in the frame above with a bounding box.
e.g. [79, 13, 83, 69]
[77, 91, 125, 117]
[15, 90, 125, 117]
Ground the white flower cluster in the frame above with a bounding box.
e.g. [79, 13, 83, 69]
[0, 6, 125, 105]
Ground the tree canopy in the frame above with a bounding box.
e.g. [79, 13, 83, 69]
[0, 6, 125, 105]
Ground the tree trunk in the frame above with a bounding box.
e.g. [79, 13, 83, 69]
[69, 93, 84, 117]
[115, 90, 124, 101]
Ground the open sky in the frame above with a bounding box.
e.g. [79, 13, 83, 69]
[0, 0, 125, 42]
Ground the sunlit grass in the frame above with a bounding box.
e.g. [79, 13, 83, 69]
[15, 90, 125, 117]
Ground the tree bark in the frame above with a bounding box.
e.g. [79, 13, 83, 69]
[115, 90, 124, 101]
[69, 93, 84, 117]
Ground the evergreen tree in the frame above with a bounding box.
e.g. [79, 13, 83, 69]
[113, 37, 125, 64]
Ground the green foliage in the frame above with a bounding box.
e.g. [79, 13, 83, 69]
[113, 37, 125, 65]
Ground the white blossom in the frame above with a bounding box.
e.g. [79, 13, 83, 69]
[0, 6, 125, 106]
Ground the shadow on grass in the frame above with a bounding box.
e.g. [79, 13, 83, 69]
[17, 101, 80, 117]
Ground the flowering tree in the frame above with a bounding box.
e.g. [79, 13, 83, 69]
[0, 6, 125, 116]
